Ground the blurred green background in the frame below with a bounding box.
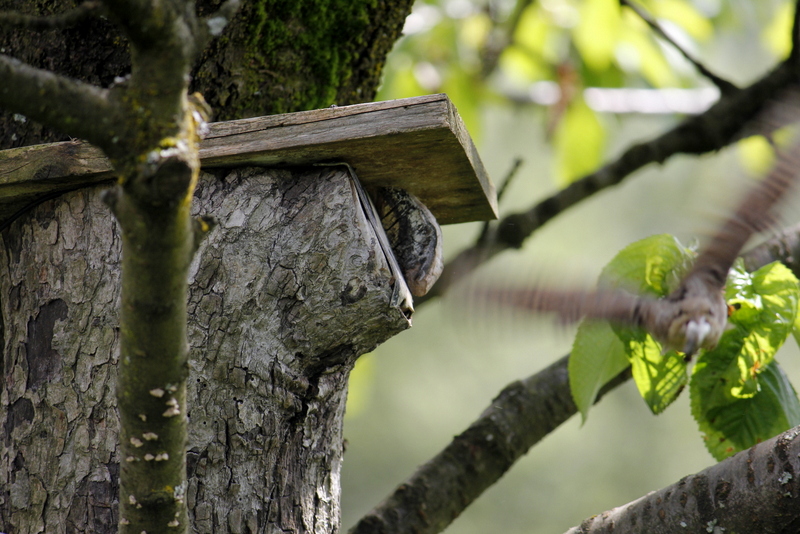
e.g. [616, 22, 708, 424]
[339, 1, 800, 532]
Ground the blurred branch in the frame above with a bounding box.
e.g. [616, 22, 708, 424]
[418, 57, 800, 307]
[480, 0, 536, 78]
[101, 0, 174, 47]
[495, 158, 524, 202]
[353, 224, 800, 534]
[0, 54, 119, 146]
[563, 426, 800, 533]
[742, 221, 800, 278]
[0, 1, 103, 29]
[620, 0, 737, 94]
[196, 0, 241, 47]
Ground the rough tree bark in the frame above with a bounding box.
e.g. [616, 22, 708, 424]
[1, 166, 411, 533]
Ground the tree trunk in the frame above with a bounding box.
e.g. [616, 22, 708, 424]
[0, 0, 414, 148]
[1, 166, 411, 533]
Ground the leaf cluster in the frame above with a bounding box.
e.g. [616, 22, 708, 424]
[570, 234, 800, 460]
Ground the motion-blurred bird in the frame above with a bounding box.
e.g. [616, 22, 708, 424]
[478, 134, 800, 358]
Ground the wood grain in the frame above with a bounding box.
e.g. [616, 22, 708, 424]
[0, 94, 497, 226]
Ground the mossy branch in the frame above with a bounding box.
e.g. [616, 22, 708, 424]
[0, 1, 103, 30]
[110, 185, 196, 533]
[0, 54, 120, 147]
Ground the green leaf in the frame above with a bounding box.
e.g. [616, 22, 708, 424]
[569, 321, 629, 422]
[737, 135, 776, 176]
[573, 0, 621, 71]
[513, 3, 552, 60]
[692, 261, 798, 409]
[724, 261, 799, 397]
[627, 333, 688, 414]
[762, 0, 794, 58]
[792, 296, 800, 349]
[598, 234, 693, 296]
[691, 360, 800, 461]
[691, 261, 799, 460]
[553, 98, 605, 185]
[499, 45, 548, 84]
[569, 235, 693, 418]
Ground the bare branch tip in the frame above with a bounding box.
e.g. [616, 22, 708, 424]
[496, 158, 524, 203]
[621, 0, 737, 94]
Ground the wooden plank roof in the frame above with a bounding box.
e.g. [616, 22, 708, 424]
[0, 94, 497, 226]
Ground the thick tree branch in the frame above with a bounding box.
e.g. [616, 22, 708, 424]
[354, 225, 800, 534]
[0, 1, 103, 29]
[349, 357, 631, 534]
[563, 426, 800, 533]
[418, 58, 800, 306]
[101, 0, 180, 49]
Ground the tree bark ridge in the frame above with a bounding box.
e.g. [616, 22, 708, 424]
[565, 426, 800, 534]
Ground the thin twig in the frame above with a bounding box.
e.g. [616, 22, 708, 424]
[621, 0, 737, 94]
[480, 0, 536, 78]
[496, 158, 524, 202]
[0, 1, 103, 30]
[477, 158, 524, 243]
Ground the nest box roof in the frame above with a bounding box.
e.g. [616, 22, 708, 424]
[0, 94, 497, 226]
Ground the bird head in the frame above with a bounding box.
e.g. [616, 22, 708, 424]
[662, 292, 728, 358]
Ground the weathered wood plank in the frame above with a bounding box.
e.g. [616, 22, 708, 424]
[0, 94, 497, 226]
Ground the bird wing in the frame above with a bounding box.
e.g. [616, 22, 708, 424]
[474, 286, 657, 328]
[686, 137, 800, 290]
[687, 90, 800, 289]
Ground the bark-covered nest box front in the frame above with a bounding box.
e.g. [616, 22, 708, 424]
[0, 94, 497, 226]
